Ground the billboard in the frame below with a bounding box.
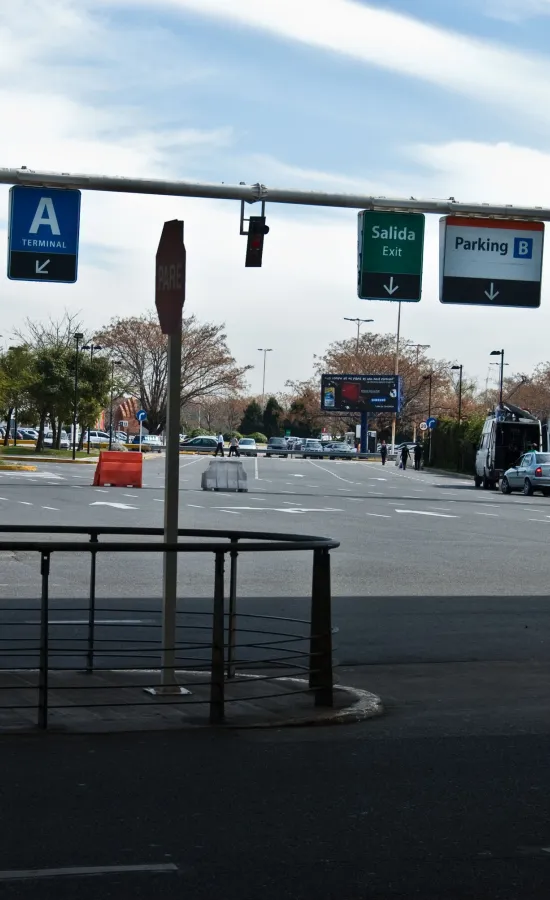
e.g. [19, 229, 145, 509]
[320, 374, 402, 413]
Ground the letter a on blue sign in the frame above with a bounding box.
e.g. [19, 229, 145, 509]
[7, 186, 81, 283]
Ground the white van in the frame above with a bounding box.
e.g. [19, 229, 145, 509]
[475, 404, 541, 490]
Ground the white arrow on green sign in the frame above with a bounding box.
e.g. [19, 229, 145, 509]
[357, 211, 425, 302]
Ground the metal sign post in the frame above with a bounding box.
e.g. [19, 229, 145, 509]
[156, 221, 186, 689]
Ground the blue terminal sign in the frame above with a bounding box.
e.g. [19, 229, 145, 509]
[321, 374, 403, 413]
[7, 186, 81, 283]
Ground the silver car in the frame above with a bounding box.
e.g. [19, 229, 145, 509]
[501, 451, 550, 496]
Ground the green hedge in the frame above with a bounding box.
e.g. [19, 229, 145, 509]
[428, 415, 484, 473]
[244, 432, 267, 443]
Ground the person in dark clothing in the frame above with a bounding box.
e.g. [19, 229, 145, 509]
[380, 440, 388, 466]
[414, 442, 422, 471]
[400, 444, 411, 470]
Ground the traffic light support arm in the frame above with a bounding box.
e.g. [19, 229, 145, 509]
[3, 167, 550, 220]
[240, 199, 266, 235]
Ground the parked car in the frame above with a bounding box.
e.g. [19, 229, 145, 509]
[16, 429, 38, 441]
[325, 441, 355, 459]
[300, 439, 323, 458]
[43, 430, 70, 450]
[265, 437, 288, 458]
[285, 436, 300, 450]
[84, 430, 111, 445]
[180, 436, 218, 451]
[131, 434, 163, 452]
[394, 443, 418, 466]
[500, 452, 550, 496]
[238, 438, 257, 457]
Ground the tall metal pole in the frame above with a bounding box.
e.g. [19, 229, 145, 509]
[458, 364, 463, 425]
[499, 350, 504, 406]
[72, 333, 83, 461]
[162, 327, 182, 688]
[108, 360, 114, 451]
[391, 303, 402, 451]
[428, 373, 433, 465]
[258, 348, 272, 406]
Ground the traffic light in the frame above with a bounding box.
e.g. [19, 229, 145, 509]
[245, 216, 269, 267]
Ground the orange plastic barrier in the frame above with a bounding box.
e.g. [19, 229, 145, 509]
[93, 451, 143, 488]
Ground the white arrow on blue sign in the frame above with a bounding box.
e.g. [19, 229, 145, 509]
[7, 186, 81, 283]
[427, 417, 437, 429]
[136, 410, 147, 422]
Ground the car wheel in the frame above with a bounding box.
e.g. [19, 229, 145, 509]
[474, 474, 482, 488]
[482, 472, 490, 490]
[524, 478, 534, 496]
[501, 477, 512, 494]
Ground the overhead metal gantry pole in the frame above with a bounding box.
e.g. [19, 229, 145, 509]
[0, 166, 549, 219]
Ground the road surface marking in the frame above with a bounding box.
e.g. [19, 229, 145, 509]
[187, 504, 203, 508]
[89, 502, 138, 510]
[366, 513, 391, 518]
[345, 498, 364, 502]
[153, 498, 164, 502]
[123, 493, 139, 498]
[0, 864, 179, 882]
[528, 519, 550, 524]
[254, 456, 259, 479]
[308, 460, 355, 483]
[220, 509, 240, 514]
[215, 506, 343, 514]
[95, 489, 109, 493]
[281, 490, 295, 494]
[395, 509, 458, 518]
[367, 491, 383, 495]
[476, 512, 499, 517]
[42, 507, 59, 511]
[290, 474, 304, 477]
[338, 487, 352, 492]
[427, 506, 452, 511]
[18, 501, 33, 506]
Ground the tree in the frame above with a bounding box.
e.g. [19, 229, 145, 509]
[262, 396, 283, 438]
[95, 312, 251, 433]
[26, 347, 74, 451]
[240, 400, 264, 435]
[0, 346, 35, 444]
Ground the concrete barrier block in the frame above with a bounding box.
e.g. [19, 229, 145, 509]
[201, 460, 248, 492]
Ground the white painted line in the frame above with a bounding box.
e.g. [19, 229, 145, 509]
[0, 863, 178, 882]
[476, 512, 499, 517]
[95, 489, 109, 493]
[123, 493, 139, 498]
[283, 500, 301, 505]
[281, 490, 295, 494]
[395, 509, 458, 518]
[367, 491, 383, 495]
[427, 506, 452, 511]
[220, 509, 240, 515]
[308, 460, 355, 484]
[476, 503, 499, 507]
[366, 513, 391, 518]
[345, 498, 364, 502]
[528, 519, 550, 523]
[42, 507, 59, 511]
[254, 456, 258, 480]
[187, 504, 203, 508]
[153, 498, 164, 503]
[18, 501, 32, 506]
[289, 474, 304, 477]
[89, 502, 138, 510]
[0, 497, 9, 501]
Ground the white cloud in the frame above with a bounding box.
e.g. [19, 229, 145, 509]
[104, 0, 550, 127]
[484, 0, 550, 22]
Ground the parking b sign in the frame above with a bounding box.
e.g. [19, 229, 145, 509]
[514, 237, 533, 259]
[8, 186, 81, 283]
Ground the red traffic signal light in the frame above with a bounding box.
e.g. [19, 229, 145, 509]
[245, 216, 269, 267]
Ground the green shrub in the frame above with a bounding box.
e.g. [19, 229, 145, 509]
[245, 432, 267, 443]
[224, 431, 242, 441]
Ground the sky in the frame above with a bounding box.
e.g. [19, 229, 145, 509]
[2, 0, 550, 397]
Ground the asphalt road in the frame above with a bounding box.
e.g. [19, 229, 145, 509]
[2, 456, 550, 898]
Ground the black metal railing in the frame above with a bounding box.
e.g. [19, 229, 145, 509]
[0, 526, 339, 729]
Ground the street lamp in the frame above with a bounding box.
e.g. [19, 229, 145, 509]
[108, 360, 122, 451]
[423, 372, 434, 464]
[72, 333, 84, 460]
[490, 349, 505, 406]
[82, 344, 103, 454]
[451, 364, 463, 424]
[258, 348, 273, 407]
[343, 317, 374, 354]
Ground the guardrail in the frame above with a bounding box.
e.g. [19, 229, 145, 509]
[0, 525, 339, 729]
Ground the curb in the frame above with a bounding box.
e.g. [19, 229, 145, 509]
[0, 456, 97, 465]
[0, 464, 37, 472]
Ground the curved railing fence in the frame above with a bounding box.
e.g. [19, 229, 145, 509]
[0, 526, 339, 728]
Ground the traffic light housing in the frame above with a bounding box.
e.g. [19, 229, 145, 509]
[245, 216, 269, 267]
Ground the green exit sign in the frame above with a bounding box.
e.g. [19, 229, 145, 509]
[358, 211, 425, 302]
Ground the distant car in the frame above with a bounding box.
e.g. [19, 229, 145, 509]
[16, 428, 38, 441]
[43, 430, 70, 450]
[180, 436, 218, 451]
[300, 439, 323, 458]
[325, 441, 355, 459]
[114, 431, 128, 443]
[266, 437, 288, 458]
[85, 430, 111, 445]
[394, 443, 418, 466]
[131, 434, 163, 452]
[501, 451, 550, 496]
[238, 438, 257, 457]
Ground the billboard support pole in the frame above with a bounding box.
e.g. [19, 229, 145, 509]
[391, 302, 402, 451]
[360, 411, 367, 454]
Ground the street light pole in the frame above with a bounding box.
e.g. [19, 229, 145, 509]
[72, 333, 84, 460]
[82, 343, 102, 454]
[108, 360, 121, 451]
[490, 349, 505, 406]
[343, 317, 374, 354]
[258, 348, 272, 406]
[451, 364, 463, 424]
[423, 372, 433, 465]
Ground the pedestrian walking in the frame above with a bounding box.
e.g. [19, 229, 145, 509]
[414, 442, 422, 471]
[228, 436, 240, 457]
[400, 444, 411, 470]
[214, 432, 225, 457]
[380, 440, 388, 466]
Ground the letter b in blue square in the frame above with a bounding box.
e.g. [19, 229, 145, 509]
[513, 237, 533, 259]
